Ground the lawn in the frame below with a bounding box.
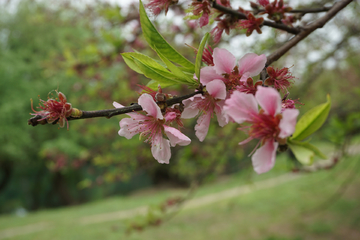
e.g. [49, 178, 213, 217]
[0, 152, 359, 240]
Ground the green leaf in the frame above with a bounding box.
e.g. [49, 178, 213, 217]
[288, 142, 315, 165]
[123, 52, 174, 79]
[291, 94, 331, 141]
[132, 58, 181, 86]
[121, 53, 143, 74]
[146, 80, 176, 90]
[195, 33, 210, 80]
[154, 47, 198, 86]
[139, 0, 195, 71]
[288, 139, 327, 159]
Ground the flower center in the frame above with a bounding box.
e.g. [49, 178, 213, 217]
[138, 118, 164, 144]
[222, 66, 242, 92]
[249, 112, 282, 142]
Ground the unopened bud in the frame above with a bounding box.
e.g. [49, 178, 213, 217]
[155, 92, 167, 102]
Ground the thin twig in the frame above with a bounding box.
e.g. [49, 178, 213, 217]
[255, 6, 332, 14]
[212, 2, 301, 34]
[28, 91, 203, 127]
[266, 0, 354, 66]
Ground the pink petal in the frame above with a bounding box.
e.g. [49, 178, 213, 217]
[223, 90, 258, 124]
[206, 80, 227, 100]
[214, 101, 228, 127]
[278, 109, 299, 138]
[151, 133, 171, 164]
[118, 118, 143, 139]
[113, 101, 124, 108]
[200, 66, 223, 85]
[164, 125, 191, 147]
[164, 112, 177, 122]
[213, 48, 237, 74]
[195, 111, 212, 142]
[114, 101, 138, 118]
[181, 96, 203, 119]
[239, 72, 251, 82]
[238, 53, 266, 76]
[255, 86, 281, 116]
[252, 140, 278, 174]
[138, 93, 163, 120]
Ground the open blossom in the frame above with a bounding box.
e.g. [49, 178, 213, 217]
[113, 93, 190, 164]
[31, 91, 73, 129]
[224, 86, 299, 174]
[182, 80, 227, 142]
[200, 48, 267, 93]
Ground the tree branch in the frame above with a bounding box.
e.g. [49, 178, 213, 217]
[28, 91, 203, 127]
[212, 1, 301, 34]
[255, 6, 332, 14]
[266, 0, 354, 66]
[289, 6, 332, 14]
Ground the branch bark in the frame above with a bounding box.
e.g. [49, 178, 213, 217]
[28, 91, 203, 127]
[266, 0, 354, 66]
[212, 2, 301, 34]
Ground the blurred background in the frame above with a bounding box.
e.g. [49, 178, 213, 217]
[0, 0, 359, 239]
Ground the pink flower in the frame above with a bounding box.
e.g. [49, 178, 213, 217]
[210, 18, 233, 44]
[281, 98, 304, 111]
[265, 66, 295, 92]
[258, 0, 292, 22]
[223, 86, 299, 174]
[145, 0, 178, 16]
[31, 91, 72, 129]
[190, 0, 212, 28]
[237, 13, 264, 37]
[113, 94, 191, 164]
[237, 77, 263, 95]
[200, 48, 267, 93]
[181, 80, 227, 142]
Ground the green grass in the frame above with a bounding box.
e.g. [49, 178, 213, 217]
[1, 154, 360, 240]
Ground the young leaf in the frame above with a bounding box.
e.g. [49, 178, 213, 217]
[195, 33, 210, 80]
[123, 52, 174, 79]
[121, 53, 143, 74]
[154, 46, 198, 86]
[288, 142, 315, 165]
[288, 139, 327, 159]
[139, 0, 195, 71]
[146, 80, 176, 90]
[291, 94, 331, 141]
[132, 58, 181, 86]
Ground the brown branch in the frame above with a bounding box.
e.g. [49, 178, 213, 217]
[212, 1, 301, 34]
[289, 6, 332, 14]
[266, 0, 354, 66]
[255, 6, 332, 14]
[28, 91, 203, 127]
